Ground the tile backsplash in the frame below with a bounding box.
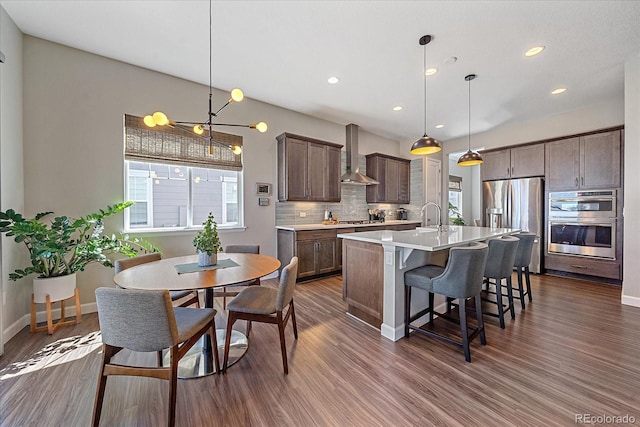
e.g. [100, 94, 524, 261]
[275, 153, 424, 225]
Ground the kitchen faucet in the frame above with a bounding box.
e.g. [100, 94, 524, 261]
[421, 202, 443, 230]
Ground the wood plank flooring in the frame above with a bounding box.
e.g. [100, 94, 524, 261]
[1, 273, 640, 426]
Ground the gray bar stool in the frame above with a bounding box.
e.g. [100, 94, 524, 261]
[513, 232, 536, 309]
[482, 235, 520, 328]
[404, 242, 489, 362]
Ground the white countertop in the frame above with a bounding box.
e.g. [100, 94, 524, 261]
[276, 220, 421, 231]
[337, 226, 520, 251]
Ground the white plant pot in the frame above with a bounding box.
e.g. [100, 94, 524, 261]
[198, 251, 217, 267]
[33, 273, 77, 304]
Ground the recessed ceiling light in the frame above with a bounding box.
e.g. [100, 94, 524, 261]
[525, 46, 545, 57]
[435, 124, 444, 129]
[444, 57, 458, 65]
[425, 67, 438, 76]
[551, 87, 567, 95]
[393, 106, 403, 111]
[327, 76, 340, 84]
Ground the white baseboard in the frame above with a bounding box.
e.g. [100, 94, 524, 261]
[2, 302, 98, 346]
[621, 294, 640, 308]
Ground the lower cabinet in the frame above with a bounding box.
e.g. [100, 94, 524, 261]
[342, 239, 384, 327]
[277, 223, 418, 281]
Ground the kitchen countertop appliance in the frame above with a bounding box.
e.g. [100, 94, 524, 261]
[396, 208, 408, 220]
[482, 177, 544, 273]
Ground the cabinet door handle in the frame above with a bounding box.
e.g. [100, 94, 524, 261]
[581, 177, 584, 186]
[511, 166, 514, 175]
[570, 265, 587, 269]
[507, 168, 510, 176]
[575, 177, 579, 187]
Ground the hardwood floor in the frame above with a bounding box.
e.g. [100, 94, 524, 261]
[1, 273, 640, 426]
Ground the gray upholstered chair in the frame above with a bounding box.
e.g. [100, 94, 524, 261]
[513, 232, 536, 309]
[222, 256, 298, 374]
[482, 235, 520, 328]
[115, 253, 200, 308]
[218, 244, 261, 308]
[404, 243, 489, 362]
[92, 287, 219, 427]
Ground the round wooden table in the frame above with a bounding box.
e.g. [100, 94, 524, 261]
[113, 253, 281, 378]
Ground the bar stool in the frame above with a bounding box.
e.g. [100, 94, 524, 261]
[404, 242, 489, 362]
[513, 232, 536, 309]
[482, 236, 519, 329]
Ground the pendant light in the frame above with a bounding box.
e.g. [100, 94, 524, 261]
[457, 74, 483, 166]
[410, 35, 441, 156]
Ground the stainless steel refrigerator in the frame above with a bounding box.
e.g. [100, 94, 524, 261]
[482, 177, 544, 273]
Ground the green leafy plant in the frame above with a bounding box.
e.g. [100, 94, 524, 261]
[193, 213, 223, 255]
[0, 202, 156, 281]
[448, 202, 466, 226]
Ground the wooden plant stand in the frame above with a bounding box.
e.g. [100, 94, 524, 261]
[30, 288, 82, 334]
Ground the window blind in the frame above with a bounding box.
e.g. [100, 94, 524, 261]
[124, 114, 243, 171]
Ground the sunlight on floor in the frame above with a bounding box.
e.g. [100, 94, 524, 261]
[0, 331, 102, 380]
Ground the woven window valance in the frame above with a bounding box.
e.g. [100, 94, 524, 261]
[124, 114, 243, 171]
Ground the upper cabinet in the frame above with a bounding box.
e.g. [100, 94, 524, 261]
[365, 153, 410, 204]
[481, 144, 545, 181]
[277, 133, 342, 202]
[545, 130, 621, 191]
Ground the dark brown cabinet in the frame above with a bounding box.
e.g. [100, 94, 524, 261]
[481, 144, 545, 181]
[365, 153, 411, 204]
[277, 223, 418, 281]
[277, 133, 342, 202]
[545, 130, 621, 191]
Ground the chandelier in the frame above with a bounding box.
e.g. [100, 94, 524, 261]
[143, 0, 267, 155]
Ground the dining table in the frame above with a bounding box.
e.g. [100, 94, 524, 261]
[113, 253, 281, 378]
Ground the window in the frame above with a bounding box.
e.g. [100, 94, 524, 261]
[125, 161, 241, 229]
[124, 114, 244, 230]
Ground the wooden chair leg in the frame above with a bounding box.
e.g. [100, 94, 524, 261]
[210, 323, 220, 374]
[290, 301, 298, 339]
[222, 312, 237, 373]
[222, 287, 227, 309]
[92, 344, 117, 427]
[458, 298, 471, 363]
[277, 311, 289, 374]
[168, 346, 178, 427]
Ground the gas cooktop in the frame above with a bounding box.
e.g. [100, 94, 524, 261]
[338, 219, 385, 225]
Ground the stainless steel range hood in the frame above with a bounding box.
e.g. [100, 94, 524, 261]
[341, 124, 379, 186]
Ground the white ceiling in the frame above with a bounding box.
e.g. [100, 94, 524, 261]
[3, 1, 640, 143]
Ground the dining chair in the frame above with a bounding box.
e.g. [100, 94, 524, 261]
[482, 235, 520, 328]
[115, 253, 200, 308]
[222, 256, 299, 374]
[92, 287, 219, 427]
[404, 242, 489, 362]
[217, 245, 261, 308]
[512, 232, 536, 309]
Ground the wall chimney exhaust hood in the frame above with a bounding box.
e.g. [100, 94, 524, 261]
[341, 124, 379, 186]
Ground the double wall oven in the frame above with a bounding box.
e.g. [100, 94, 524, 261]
[548, 190, 616, 259]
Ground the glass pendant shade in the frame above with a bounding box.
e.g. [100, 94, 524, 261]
[457, 149, 483, 166]
[410, 134, 441, 155]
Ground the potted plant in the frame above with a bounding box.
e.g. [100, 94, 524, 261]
[448, 202, 466, 226]
[0, 201, 155, 311]
[193, 213, 223, 266]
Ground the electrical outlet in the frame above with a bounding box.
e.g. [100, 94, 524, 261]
[299, 212, 306, 217]
[385, 252, 394, 265]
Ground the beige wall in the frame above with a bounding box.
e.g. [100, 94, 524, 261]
[1, 6, 28, 350]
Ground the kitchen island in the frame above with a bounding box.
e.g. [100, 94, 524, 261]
[338, 226, 518, 341]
